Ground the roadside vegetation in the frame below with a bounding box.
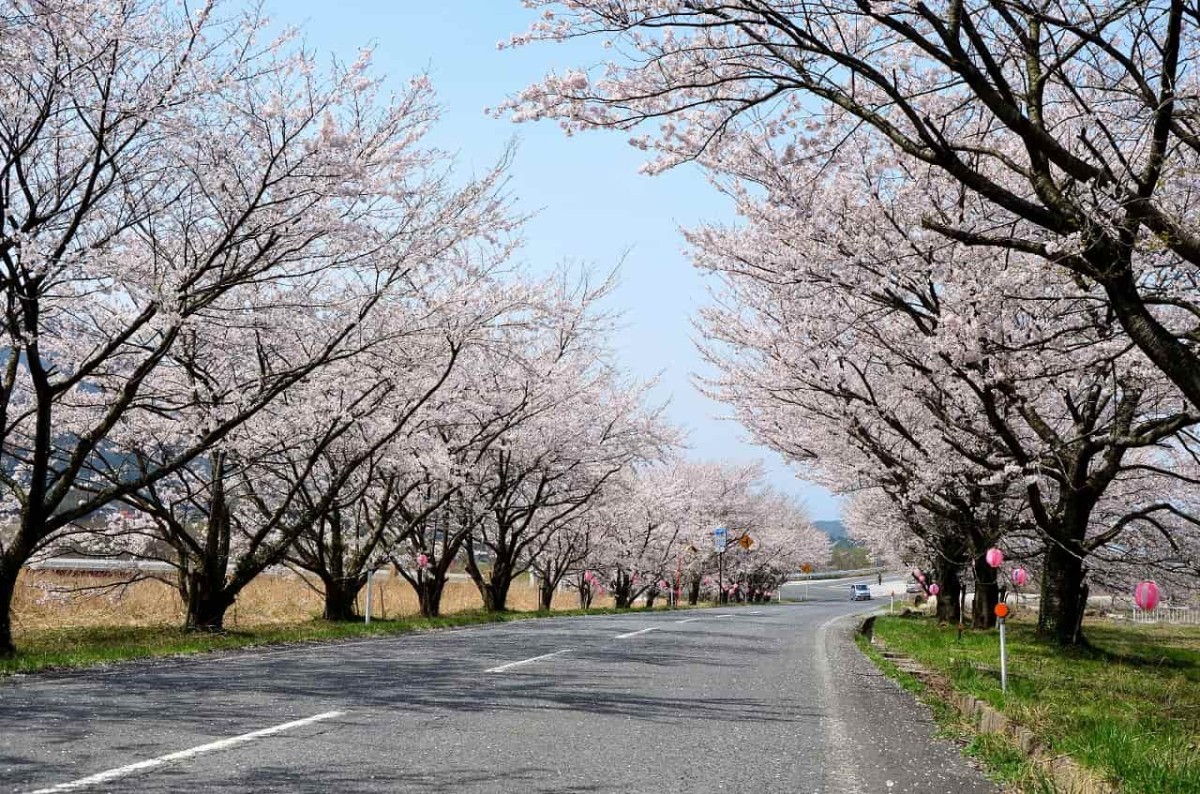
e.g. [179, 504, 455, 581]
[13, 572, 606, 632]
[4, 572, 705, 676]
[867, 615, 1200, 794]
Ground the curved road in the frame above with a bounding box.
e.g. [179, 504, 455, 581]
[1, 581, 996, 793]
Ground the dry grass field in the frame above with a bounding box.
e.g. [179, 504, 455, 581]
[12, 570, 616, 636]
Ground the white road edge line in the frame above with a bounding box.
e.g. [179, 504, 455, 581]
[714, 614, 737, 618]
[676, 617, 703, 624]
[485, 649, 571, 673]
[614, 627, 658, 639]
[814, 612, 863, 791]
[28, 711, 345, 794]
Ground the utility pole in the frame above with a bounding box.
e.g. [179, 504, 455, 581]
[718, 547, 725, 604]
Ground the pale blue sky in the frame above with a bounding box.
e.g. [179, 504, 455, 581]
[264, 0, 842, 519]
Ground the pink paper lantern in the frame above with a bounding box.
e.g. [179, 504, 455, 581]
[1010, 568, 1029, 587]
[657, 579, 669, 590]
[985, 548, 1004, 568]
[928, 583, 940, 596]
[1134, 581, 1160, 611]
[416, 553, 430, 570]
[916, 572, 926, 583]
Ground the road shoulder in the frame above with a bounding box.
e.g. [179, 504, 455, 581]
[826, 612, 1000, 793]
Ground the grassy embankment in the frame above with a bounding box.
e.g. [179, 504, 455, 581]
[861, 614, 1200, 793]
[4, 571, 686, 676]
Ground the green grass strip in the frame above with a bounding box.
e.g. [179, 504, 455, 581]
[866, 615, 1200, 794]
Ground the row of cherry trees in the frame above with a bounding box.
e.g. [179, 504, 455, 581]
[502, 0, 1200, 644]
[0, 0, 531, 654]
[0, 1, 829, 657]
[528, 459, 830, 611]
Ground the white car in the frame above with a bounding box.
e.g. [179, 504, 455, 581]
[851, 583, 872, 601]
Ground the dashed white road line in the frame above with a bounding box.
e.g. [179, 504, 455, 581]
[676, 617, 704, 624]
[28, 711, 345, 793]
[485, 649, 572, 673]
[614, 627, 658, 639]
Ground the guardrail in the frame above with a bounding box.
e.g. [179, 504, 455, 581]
[27, 558, 176, 573]
[25, 557, 474, 582]
[785, 566, 887, 582]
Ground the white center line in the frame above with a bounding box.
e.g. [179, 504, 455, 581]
[714, 614, 737, 618]
[28, 711, 344, 793]
[676, 617, 704, 624]
[485, 649, 571, 673]
[614, 627, 658, 639]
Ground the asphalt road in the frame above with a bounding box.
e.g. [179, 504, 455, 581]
[1, 579, 997, 793]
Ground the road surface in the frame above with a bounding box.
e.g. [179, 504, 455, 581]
[2, 580, 996, 793]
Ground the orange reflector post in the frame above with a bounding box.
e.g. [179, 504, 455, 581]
[994, 603, 1009, 619]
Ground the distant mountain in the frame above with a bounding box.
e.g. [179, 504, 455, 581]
[813, 519, 848, 541]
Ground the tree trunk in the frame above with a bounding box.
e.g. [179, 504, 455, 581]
[480, 572, 513, 612]
[1038, 541, 1088, 645]
[608, 571, 629, 608]
[0, 555, 18, 658]
[971, 555, 999, 630]
[577, 583, 593, 609]
[416, 577, 446, 618]
[322, 576, 362, 621]
[538, 580, 555, 612]
[934, 559, 962, 624]
[184, 572, 233, 633]
[644, 587, 658, 609]
[183, 473, 236, 632]
[613, 574, 636, 609]
[688, 577, 701, 606]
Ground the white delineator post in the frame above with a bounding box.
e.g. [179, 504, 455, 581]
[998, 617, 1008, 693]
[364, 568, 375, 625]
[365, 577, 372, 625]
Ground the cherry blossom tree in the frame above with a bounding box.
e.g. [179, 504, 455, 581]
[845, 488, 1014, 626]
[102, 287, 477, 630]
[582, 464, 686, 609]
[280, 261, 535, 621]
[0, 0, 516, 651]
[461, 270, 673, 611]
[527, 506, 603, 611]
[383, 290, 582, 618]
[688, 139, 1198, 641]
[571, 457, 828, 607]
[503, 1, 1200, 414]
[718, 489, 827, 602]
